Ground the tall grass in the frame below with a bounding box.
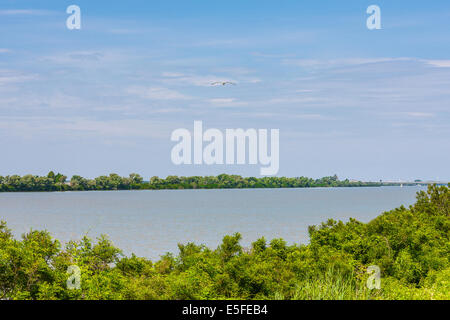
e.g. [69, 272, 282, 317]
[274, 268, 379, 300]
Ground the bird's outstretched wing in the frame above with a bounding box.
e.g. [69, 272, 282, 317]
[211, 81, 237, 86]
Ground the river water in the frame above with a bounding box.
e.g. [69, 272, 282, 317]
[0, 186, 425, 260]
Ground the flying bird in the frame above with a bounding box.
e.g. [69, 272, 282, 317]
[211, 81, 236, 86]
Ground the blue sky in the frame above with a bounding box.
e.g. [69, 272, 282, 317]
[0, 0, 449, 181]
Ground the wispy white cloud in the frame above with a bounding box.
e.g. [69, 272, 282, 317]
[59, 118, 172, 139]
[263, 96, 329, 105]
[283, 57, 412, 68]
[284, 57, 450, 70]
[126, 86, 192, 100]
[424, 60, 450, 68]
[42, 51, 105, 64]
[40, 51, 130, 67]
[107, 29, 143, 35]
[207, 98, 248, 107]
[376, 111, 438, 120]
[0, 70, 38, 86]
[190, 30, 314, 49]
[405, 112, 435, 118]
[212, 67, 254, 75]
[161, 72, 185, 78]
[250, 52, 296, 59]
[240, 112, 325, 120]
[0, 9, 52, 15]
[0, 116, 174, 140]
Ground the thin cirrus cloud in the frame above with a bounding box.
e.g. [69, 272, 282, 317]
[0, 9, 53, 15]
[207, 98, 248, 107]
[424, 60, 450, 68]
[282, 57, 413, 68]
[40, 51, 125, 65]
[405, 112, 435, 118]
[283, 57, 450, 70]
[237, 112, 324, 120]
[377, 111, 437, 120]
[0, 70, 38, 86]
[126, 86, 192, 100]
[0, 116, 173, 140]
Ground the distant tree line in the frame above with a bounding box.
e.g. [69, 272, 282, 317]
[0, 172, 391, 192]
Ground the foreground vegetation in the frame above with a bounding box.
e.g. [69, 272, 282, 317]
[0, 185, 448, 300]
[0, 172, 388, 192]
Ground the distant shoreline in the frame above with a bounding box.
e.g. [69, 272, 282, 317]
[0, 172, 446, 192]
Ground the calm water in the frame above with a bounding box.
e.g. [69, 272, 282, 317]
[0, 186, 425, 260]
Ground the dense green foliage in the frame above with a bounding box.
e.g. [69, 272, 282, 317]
[0, 172, 389, 192]
[0, 185, 448, 300]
